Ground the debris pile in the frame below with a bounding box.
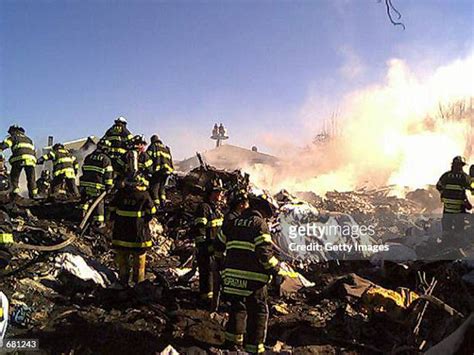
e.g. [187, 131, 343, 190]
[0, 167, 473, 354]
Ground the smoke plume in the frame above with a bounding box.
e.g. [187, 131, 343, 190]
[245, 54, 474, 195]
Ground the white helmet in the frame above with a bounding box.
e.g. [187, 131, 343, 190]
[115, 116, 127, 124]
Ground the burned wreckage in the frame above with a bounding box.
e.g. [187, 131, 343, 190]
[0, 152, 474, 354]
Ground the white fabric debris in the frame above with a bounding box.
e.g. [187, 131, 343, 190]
[160, 345, 180, 355]
[273, 202, 375, 262]
[55, 253, 116, 288]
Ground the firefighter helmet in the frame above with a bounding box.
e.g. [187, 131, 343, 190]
[151, 134, 160, 143]
[52, 143, 64, 150]
[7, 125, 22, 134]
[249, 193, 277, 217]
[205, 179, 225, 194]
[133, 134, 147, 146]
[115, 116, 127, 125]
[452, 156, 467, 166]
[229, 188, 249, 209]
[97, 138, 111, 150]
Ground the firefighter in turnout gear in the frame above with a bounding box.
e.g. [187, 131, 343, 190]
[37, 143, 79, 197]
[191, 180, 225, 309]
[0, 210, 13, 270]
[79, 139, 114, 227]
[147, 134, 174, 207]
[217, 194, 281, 353]
[118, 135, 153, 184]
[102, 116, 133, 171]
[0, 125, 38, 198]
[225, 189, 250, 222]
[109, 174, 156, 285]
[436, 156, 473, 243]
[36, 170, 52, 197]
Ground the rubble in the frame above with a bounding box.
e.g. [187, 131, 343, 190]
[0, 166, 473, 353]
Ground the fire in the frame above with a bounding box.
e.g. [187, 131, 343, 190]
[245, 54, 474, 195]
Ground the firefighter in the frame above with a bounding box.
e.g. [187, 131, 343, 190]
[226, 189, 250, 222]
[109, 174, 156, 286]
[37, 143, 79, 197]
[0, 210, 13, 270]
[191, 180, 225, 309]
[217, 194, 281, 353]
[436, 156, 473, 244]
[147, 134, 174, 208]
[0, 125, 38, 198]
[36, 170, 52, 197]
[79, 139, 114, 227]
[118, 135, 153, 183]
[102, 116, 134, 172]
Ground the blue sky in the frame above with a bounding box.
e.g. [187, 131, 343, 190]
[0, 0, 472, 159]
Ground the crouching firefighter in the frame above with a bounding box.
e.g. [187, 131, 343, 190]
[79, 139, 114, 227]
[191, 180, 225, 309]
[37, 143, 79, 197]
[0, 210, 13, 271]
[109, 174, 156, 286]
[216, 194, 281, 354]
[147, 135, 174, 208]
[0, 125, 38, 198]
[36, 170, 52, 198]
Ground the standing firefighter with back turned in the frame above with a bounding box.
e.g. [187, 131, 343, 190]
[0, 125, 38, 198]
[102, 116, 134, 173]
[147, 134, 174, 208]
[37, 143, 79, 197]
[191, 180, 225, 310]
[436, 156, 473, 245]
[109, 174, 156, 286]
[217, 194, 281, 354]
[79, 139, 114, 228]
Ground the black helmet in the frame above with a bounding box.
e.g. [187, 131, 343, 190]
[249, 193, 277, 217]
[229, 188, 248, 208]
[97, 138, 111, 150]
[8, 125, 22, 135]
[452, 156, 467, 166]
[133, 134, 147, 146]
[151, 134, 160, 143]
[115, 116, 127, 125]
[52, 143, 64, 150]
[205, 179, 225, 194]
[125, 173, 147, 188]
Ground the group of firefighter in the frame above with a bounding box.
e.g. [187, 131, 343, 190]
[0, 117, 282, 353]
[1, 118, 474, 353]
